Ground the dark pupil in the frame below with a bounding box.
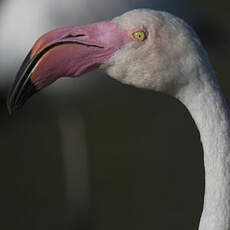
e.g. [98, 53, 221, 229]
[137, 33, 142, 38]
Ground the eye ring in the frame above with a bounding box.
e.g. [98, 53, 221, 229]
[131, 30, 147, 41]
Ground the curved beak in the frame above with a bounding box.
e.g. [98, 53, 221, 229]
[7, 50, 39, 114]
[7, 21, 131, 114]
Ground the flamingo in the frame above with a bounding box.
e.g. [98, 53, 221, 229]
[7, 9, 230, 230]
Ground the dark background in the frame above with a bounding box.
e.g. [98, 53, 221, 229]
[0, 0, 229, 229]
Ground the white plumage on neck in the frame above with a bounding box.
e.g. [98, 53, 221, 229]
[102, 9, 230, 230]
[176, 69, 230, 230]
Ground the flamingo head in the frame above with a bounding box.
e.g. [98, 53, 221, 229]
[7, 9, 208, 113]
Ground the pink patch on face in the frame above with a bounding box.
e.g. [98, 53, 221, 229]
[74, 21, 133, 48]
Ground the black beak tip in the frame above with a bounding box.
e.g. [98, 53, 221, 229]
[7, 87, 15, 115]
[7, 90, 20, 115]
[7, 99, 13, 115]
[6, 79, 38, 115]
[7, 97, 16, 115]
[7, 50, 40, 115]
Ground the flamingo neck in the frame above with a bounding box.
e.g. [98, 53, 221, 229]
[176, 71, 230, 230]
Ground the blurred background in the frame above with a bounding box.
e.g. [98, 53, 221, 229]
[0, 0, 229, 229]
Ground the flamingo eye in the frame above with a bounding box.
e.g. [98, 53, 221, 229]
[131, 30, 146, 41]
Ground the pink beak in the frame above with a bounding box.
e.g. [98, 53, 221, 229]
[7, 21, 132, 113]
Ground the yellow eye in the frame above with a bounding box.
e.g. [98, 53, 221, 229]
[132, 30, 146, 41]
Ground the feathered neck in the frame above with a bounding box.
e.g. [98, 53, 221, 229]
[176, 69, 230, 230]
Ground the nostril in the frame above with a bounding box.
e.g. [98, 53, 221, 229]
[62, 33, 86, 39]
[69, 33, 86, 38]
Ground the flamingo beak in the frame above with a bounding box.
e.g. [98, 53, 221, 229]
[7, 50, 39, 114]
[7, 21, 132, 114]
